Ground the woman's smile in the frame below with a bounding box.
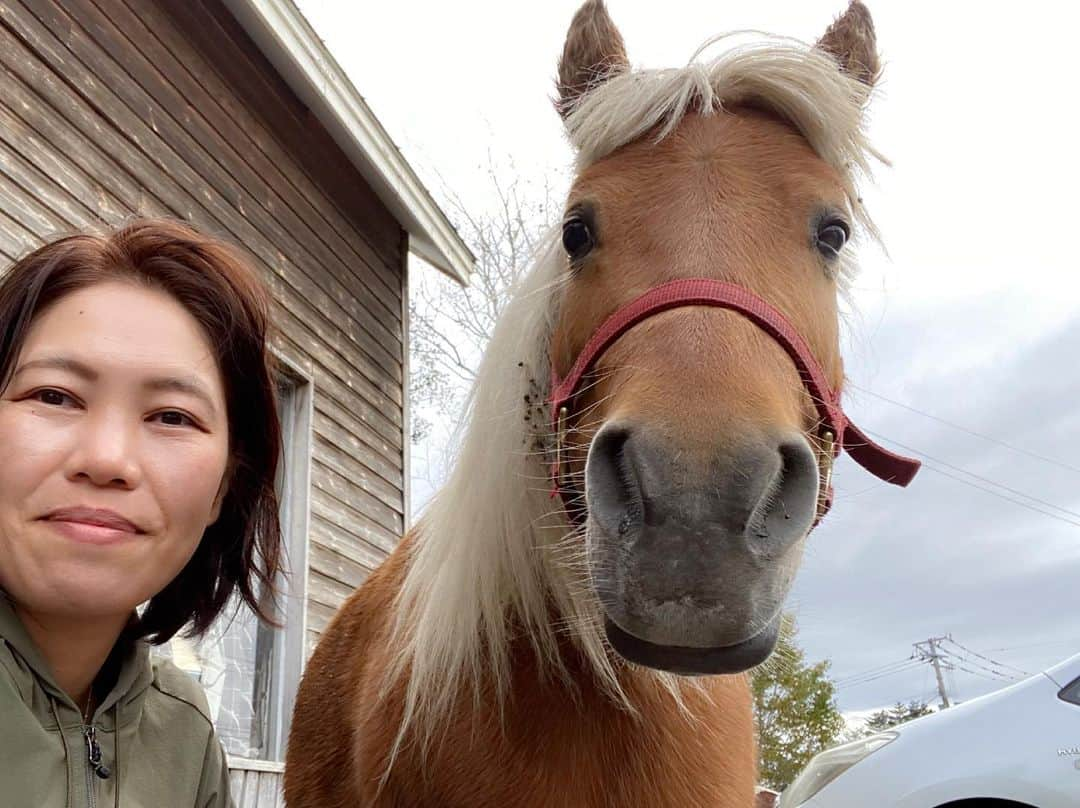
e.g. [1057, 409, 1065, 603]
[39, 505, 146, 546]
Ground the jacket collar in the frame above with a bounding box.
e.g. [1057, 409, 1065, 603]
[0, 592, 154, 726]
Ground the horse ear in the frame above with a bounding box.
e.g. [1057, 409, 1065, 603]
[815, 1, 880, 87]
[556, 0, 629, 118]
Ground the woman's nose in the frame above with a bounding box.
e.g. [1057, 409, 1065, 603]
[65, 411, 142, 489]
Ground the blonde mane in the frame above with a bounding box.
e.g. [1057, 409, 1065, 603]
[388, 35, 881, 745]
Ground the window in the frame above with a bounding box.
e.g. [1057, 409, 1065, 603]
[156, 363, 312, 761]
[1060, 675, 1080, 707]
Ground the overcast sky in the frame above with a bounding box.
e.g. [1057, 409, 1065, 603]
[296, 0, 1080, 715]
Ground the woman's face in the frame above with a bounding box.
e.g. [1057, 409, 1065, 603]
[0, 280, 230, 622]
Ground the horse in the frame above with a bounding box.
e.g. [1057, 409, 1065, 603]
[284, 2, 919, 805]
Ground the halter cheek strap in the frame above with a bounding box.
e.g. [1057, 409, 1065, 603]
[547, 278, 920, 525]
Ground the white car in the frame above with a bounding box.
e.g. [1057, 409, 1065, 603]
[780, 652, 1080, 807]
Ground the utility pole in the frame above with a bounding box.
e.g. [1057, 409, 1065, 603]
[913, 636, 952, 709]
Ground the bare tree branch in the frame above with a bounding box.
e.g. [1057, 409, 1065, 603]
[408, 157, 561, 458]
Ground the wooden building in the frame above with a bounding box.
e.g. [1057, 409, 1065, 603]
[0, 0, 473, 803]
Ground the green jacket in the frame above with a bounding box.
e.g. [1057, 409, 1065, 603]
[0, 595, 234, 808]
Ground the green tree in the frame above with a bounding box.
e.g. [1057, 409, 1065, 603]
[752, 615, 845, 791]
[864, 700, 933, 733]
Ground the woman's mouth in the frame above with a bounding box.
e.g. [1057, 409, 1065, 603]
[41, 507, 145, 545]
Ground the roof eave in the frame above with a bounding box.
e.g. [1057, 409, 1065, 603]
[222, 0, 474, 285]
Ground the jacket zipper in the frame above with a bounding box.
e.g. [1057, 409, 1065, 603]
[83, 724, 100, 808]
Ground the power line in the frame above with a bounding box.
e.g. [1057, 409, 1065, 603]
[835, 657, 921, 682]
[860, 432, 1080, 531]
[852, 384, 1080, 476]
[836, 661, 924, 687]
[941, 637, 1032, 677]
[836, 670, 923, 690]
[918, 464, 1080, 530]
[862, 429, 1080, 523]
[836, 661, 926, 690]
[940, 658, 1016, 684]
[938, 650, 1018, 682]
[939, 654, 1018, 683]
[834, 658, 919, 685]
[986, 638, 1078, 654]
[842, 635, 1034, 710]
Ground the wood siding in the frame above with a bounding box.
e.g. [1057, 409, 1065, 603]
[0, 0, 404, 655]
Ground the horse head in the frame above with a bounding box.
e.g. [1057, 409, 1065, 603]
[546, 0, 909, 675]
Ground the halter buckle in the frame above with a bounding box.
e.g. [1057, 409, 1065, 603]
[818, 429, 835, 512]
[553, 406, 570, 495]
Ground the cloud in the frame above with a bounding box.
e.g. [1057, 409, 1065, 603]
[794, 309, 1080, 711]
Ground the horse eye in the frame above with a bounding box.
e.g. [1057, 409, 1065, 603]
[562, 217, 594, 262]
[816, 220, 850, 258]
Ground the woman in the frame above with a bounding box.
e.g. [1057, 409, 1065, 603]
[0, 219, 283, 807]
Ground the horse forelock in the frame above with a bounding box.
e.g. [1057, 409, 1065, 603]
[564, 34, 883, 245]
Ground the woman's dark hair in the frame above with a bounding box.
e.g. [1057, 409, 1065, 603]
[0, 218, 283, 644]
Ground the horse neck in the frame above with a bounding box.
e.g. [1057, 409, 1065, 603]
[396, 624, 754, 808]
[500, 614, 688, 726]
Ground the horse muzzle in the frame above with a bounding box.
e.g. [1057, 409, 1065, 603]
[585, 422, 817, 674]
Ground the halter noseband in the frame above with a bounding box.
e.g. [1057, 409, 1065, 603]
[548, 278, 920, 526]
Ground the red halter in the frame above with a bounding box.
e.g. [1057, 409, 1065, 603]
[548, 278, 920, 524]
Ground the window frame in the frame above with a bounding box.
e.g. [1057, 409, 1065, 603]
[263, 352, 314, 762]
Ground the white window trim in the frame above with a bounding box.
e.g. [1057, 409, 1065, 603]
[401, 239, 412, 529]
[266, 350, 314, 761]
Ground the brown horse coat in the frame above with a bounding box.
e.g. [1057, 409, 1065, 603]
[287, 534, 755, 806]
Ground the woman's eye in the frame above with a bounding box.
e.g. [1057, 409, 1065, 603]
[33, 389, 76, 408]
[562, 216, 595, 262]
[151, 410, 196, 428]
[816, 220, 850, 258]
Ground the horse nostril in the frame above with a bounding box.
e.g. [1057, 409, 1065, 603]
[585, 425, 643, 540]
[586, 428, 817, 554]
[752, 438, 819, 552]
